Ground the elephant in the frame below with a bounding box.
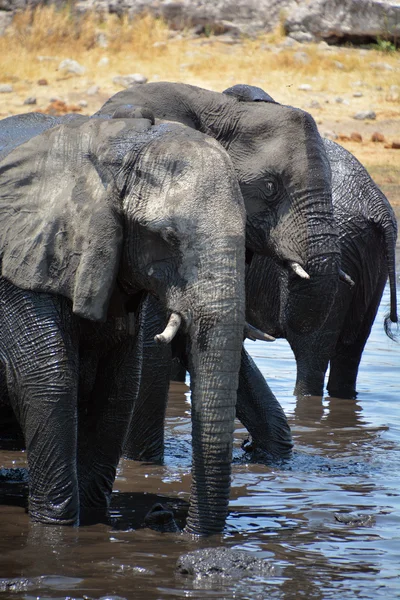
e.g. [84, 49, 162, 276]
[94, 81, 344, 463]
[109, 82, 397, 466]
[0, 109, 248, 535]
[224, 84, 398, 399]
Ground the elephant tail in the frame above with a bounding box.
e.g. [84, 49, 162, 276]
[381, 213, 398, 341]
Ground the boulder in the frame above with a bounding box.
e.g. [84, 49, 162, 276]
[284, 0, 400, 44]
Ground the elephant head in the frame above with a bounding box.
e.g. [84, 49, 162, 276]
[97, 82, 341, 334]
[0, 114, 246, 535]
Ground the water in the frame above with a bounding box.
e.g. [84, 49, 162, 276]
[0, 286, 399, 599]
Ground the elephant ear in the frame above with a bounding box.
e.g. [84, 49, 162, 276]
[0, 117, 129, 322]
[223, 84, 278, 104]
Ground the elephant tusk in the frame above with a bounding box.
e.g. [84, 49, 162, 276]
[289, 262, 310, 280]
[245, 323, 275, 342]
[154, 313, 182, 344]
[339, 269, 355, 287]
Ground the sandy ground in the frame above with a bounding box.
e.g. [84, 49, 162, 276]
[0, 39, 399, 209]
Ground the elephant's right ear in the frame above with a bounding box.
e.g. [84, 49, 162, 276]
[0, 118, 125, 322]
[223, 84, 278, 104]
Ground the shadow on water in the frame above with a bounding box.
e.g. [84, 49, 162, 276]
[0, 275, 399, 599]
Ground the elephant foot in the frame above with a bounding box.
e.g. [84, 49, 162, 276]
[327, 386, 358, 400]
[294, 381, 324, 397]
[241, 437, 292, 465]
[176, 547, 275, 580]
[144, 503, 180, 533]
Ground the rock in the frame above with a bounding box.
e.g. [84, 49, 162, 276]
[0, 11, 12, 36]
[86, 85, 100, 95]
[38, 79, 48, 86]
[350, 132, 362, 142]
[309, 100, 321, 108]
[58, 59, 86, 76]
[333, 60, 344, 69]
[353, 92, 363, 97]
[334, 512, 375, 526]
[98, 57, 110, 67]
[371, 132, 385, 142]
[78, 100, 88, 107]
[370, 61, 394, 71]
[337, 134, 350, 141]
[298, 83, 312, 91]
[335, 97, 344, 103]
[293, 51, 310, 65]
[96, 32, 108, 48]
[284, 0, 400, 45]
[176, 547, 275, 580]
[321, 130, 337, 140]
[42, 100, 82, 116]
[392, 141, 400, 149]
[23, 97, 37, 105]
[0, 84, 13, 93]
[353, 110, 376, 120]
[113, 74, 148, 88]
[37, 56, 57, 62]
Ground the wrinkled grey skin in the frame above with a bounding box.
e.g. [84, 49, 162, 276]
[97, 81, 341, 463]
[228, 84, 398, 399]
[0, 111, 247, 535]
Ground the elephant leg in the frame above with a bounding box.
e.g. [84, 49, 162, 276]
[327, 275, 387, 399]
[236, 347, 293, 459]
[289, 330, 333, 397]
[77, 336, 139, 515]
[124, 295, 172, 462]
[0, 281, 79, 524]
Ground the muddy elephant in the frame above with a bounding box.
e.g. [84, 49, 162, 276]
[0, 110, 247, 535]
[225, 84, 398, 399]
[95, 82, 344, 461]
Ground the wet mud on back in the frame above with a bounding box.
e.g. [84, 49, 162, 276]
[0, 218, 399, 599]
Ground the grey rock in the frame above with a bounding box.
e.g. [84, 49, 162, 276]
[23, 97, 37, 105]
[113, 73, 148, 88]
[78, 99, 88, 107]
[333, 60, 344, 69]
[334, 512, 375, 526]
[96, 32, 108, 48]
[37, 55, 58, 62]
[335, 96, 344, 103]
[58, 59, 86, 75]
[0, 83, 12, 93]
[86, 85, 100, 95]
[298, 83, 312, 91]
[284, 0, 400, 45]
[370, 61, 394, 71]
[353, 110, 376, 120]
[289, 30, 315, 43]
[309, 100, 321, 108]
[353, 91, 363, 97]
[176, 547, 275, 580]
[0, 11, 12, 36]
[321, 130, 338, 140]
[293, 51, 310, 65]
[98, 56, 110, 67]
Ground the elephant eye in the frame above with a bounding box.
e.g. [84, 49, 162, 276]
[264, 179, 277, 197]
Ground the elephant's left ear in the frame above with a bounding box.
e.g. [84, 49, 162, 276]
[223, 84, 278, 104]
[0, 118, 125, 322]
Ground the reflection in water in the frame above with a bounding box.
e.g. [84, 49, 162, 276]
[0, 283, 399, 599]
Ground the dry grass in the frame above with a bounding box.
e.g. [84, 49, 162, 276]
[0, 7, 399, 204]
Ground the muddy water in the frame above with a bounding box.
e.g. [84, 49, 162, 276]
[1, 288, 399, 599]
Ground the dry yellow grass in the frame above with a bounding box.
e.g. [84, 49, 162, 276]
[0, 8, 399, 205]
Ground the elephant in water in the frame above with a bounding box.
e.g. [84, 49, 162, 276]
[0, 109, 249, 535]
[224, 84, 398, 399]
[95, 81, 345, 462]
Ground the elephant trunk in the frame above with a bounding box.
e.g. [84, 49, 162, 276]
[181, 243, 245, 535]
[281, 191, 341, 335]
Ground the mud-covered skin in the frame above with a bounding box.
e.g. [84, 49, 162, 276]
[176, 547, 275, 580]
